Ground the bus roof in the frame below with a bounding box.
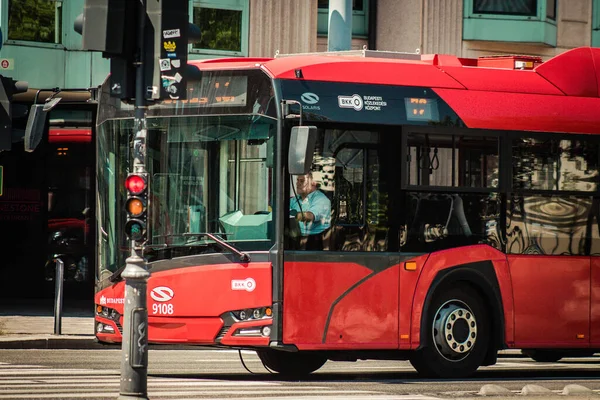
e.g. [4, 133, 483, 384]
[189, 47, 600, 98]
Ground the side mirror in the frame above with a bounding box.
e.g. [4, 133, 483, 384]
[288, 126, 317, 175]
[24, 97, 61, 152]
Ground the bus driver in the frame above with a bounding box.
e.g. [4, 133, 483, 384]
[290, 172, 331, 241]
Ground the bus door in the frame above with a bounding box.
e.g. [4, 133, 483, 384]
[283, 127, 401, 350]
[590, 197, 600, 348]
[507, 136, 595, 348]
[507, 251, 590, 347]
[591, 253, 600, 347]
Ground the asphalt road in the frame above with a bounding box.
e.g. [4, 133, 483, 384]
[0, 349, 598, 399]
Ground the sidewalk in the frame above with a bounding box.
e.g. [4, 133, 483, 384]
[0, 298, 107, 349]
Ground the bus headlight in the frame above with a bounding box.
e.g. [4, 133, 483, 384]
[231, 306, 272, 321]
[96, 305, 121, 322]
[96, 322, 115, 334]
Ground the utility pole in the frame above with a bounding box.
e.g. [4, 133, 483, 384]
[73, 2, 197, 398]
[328, 0, 353, 52]
[117, 0, 150, 397]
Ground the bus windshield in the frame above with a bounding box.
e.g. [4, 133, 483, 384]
[100, 115, 276, 249]
[96, 68, 277, 277]
[147, 114, 275, 247]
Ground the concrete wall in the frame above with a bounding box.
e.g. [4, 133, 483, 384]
[462, 0, 592, 59]
[374, 0, 594, 60]
[376, 0, 422, 53]
[250, 0, 318, 57]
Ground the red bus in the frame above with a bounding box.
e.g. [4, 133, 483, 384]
[94, 47, 600, 378]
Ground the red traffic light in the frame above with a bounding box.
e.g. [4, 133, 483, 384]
[125, 174, 146, 195]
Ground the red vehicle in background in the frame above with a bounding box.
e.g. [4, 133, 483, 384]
[44, 110, 94, 291]
[0, 89, 95, 300]
[94, 47, 600, 378]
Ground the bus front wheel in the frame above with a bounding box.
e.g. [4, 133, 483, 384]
[410, 285, 490, 378]
[256, 349, 326, 376]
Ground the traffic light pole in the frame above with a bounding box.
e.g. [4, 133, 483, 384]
[118, 0, 150, 399]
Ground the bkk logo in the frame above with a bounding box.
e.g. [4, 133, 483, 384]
[150, 286, 174, 302]
[338, 94, 363, 111]
[231, 278, 256, 292]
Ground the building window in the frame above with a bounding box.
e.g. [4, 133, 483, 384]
[593, 0, 600, 47]
[473, 0, 537, 16]
[8, 0, 62, 44]
[546, 0, 556, 20]
[191, 0, 248, 56]
[319, 0, 365, 12]
[317, 0, 369, 38]
[464, 0, 557, 46]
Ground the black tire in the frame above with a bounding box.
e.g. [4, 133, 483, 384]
[522, 350, 563, 363]
[256, 349, 327, 376]
[410, 285, 491, 378]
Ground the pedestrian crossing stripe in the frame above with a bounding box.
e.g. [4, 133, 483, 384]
[0, 363, 383, 400]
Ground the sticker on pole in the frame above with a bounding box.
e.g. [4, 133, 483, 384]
[163, 29, 181, 39]
[159, 59, 171, 71]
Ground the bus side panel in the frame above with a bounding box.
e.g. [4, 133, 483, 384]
[409, 245, 509, 349]
[399, 254, 429, 350]
[592, 257, 600, 347]
[433, 89, 600, 135]
[493, 258, 515, 347]
[324, 265, 399, 349]
[283, 260, 371, 348]
[148, 262, 272, 317]
[508, 255, 590, 347]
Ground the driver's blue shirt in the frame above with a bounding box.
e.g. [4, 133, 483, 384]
[290, 190, 331, 235]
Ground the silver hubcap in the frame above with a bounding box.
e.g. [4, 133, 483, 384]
[432, 299, 477, 362]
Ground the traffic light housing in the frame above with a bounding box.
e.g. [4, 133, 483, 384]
[74, 0, 197, 100]
[146, 0, 189, 100]
[124, 173, 148, 244]
[0, 75, 29, 151]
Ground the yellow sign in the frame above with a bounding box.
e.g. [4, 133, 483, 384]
[163, 41, 176, 52]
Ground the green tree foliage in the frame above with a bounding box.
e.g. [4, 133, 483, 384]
[193, 7, 241, 52]
[8, 0, 59, 43]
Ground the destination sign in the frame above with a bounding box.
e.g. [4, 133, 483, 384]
[163, 75, 248, 108]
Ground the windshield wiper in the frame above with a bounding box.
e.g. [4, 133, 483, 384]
[200, 233, 250, 263]
[149, 233, 251, 263]
[108, 265, 125, 283]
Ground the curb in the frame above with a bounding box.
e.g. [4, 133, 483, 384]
[0, 337, 207, 351]
[0, 336, 111, 350]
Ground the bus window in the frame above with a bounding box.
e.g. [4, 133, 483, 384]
[509, 136, 600, 256]
[507, 194, 592, 256]
[402, 191, 501, 253]
[512, 138, 599, 192]
[286, 128, 390, 252]
[402, 132, 501, 253]
[406, 133, 499, 189]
